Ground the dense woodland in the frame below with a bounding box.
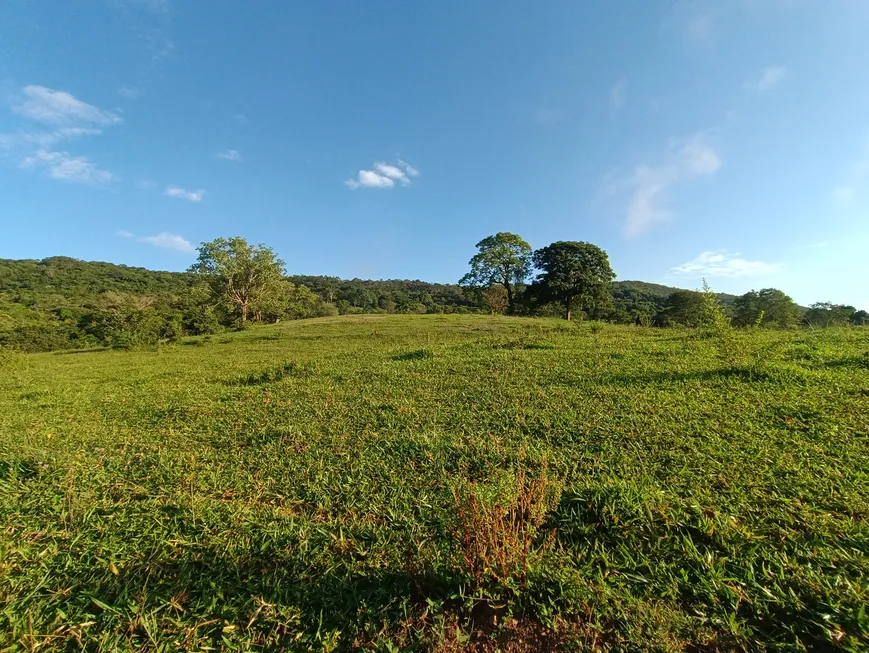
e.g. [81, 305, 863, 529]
[1, 234, 865, 352]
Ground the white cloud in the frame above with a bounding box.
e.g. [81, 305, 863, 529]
[139, 232, 195, 252]
[13, 86, 122, 126]
[747, 66, 788, 92]
[374, 162, 410, 184]
[1, 85, 120, 184]
[671, 251, 781, 277]
[216, 149, 242, 162]
[117, 229, 195, 253]
[20, 149, 115, 184]
[614, 134, 721, 236]
[118, 86, 144, 99]
[165, 185, 205, 202]
[610, 78, 627, 112]
[397, 159, 419, 177]
[345, 159, 419, 190]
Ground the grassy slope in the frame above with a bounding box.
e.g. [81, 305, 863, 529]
[1, 315, 867, 651]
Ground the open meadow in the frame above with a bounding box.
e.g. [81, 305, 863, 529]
[1, 315, 868, 651]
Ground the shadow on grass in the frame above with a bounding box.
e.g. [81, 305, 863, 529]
[45, 538, 458, 650]
[52, 347, 109, 355]
[819, 355, 869, 370]
[392, 349, 434, 361]
[226, 361, 315, 386]
[598, 367, 774, 386]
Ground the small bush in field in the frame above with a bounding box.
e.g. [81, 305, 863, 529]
[451, 460, 562, 591]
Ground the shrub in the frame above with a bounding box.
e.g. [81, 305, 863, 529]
[451, 460, 562, 591]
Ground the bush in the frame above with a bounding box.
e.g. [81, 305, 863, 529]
[451, 460, 562, 591]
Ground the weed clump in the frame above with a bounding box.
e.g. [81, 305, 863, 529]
[451, 460, 562, 591]
[700, 280, 772, 376]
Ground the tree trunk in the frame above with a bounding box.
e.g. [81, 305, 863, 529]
[505, 283, 514, 315]
[241, 302, 248, 323]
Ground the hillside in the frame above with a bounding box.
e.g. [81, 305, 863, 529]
[0, 256, 814, 353]
[0, 256, 718, 307]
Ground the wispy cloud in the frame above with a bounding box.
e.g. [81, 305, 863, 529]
[345, 159, 419, 190]
[118, 85, 144, 100]
[117, 229, 195, 253]
[610, 134, 721, 236]
[165, 185, 205, 202]
[610, 78, 627, 113]
[135, 178, 158, 190]
[140, 232, 195, 252]
[147, 31, 175, 60]
[746, 66, 788, 92]
[1, 86, 120, 184]
[20, 149, 115, 184]
[833, 136, 869, 204]
[671, 251, 781, 277]
[13, 86, 121, 126]
[216, 149, 242, 162]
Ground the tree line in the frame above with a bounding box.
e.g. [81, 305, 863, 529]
[0, 235, 865, 352]
[458, 232, 868, 327]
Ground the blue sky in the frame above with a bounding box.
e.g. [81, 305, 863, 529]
[1, 0, 867, 308]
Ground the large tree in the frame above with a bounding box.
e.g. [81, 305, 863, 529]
[189, 237, 285, 324]
[529, 241, 615, 320]
[733, 288, 802, 328]
[661, 290, 705, 327]
[803, 302, 856, 327]
[459, 232, 532, 314]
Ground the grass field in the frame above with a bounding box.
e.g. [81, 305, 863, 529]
[1, 315, 868, 651]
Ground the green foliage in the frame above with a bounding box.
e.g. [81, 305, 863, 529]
[701, 281, 774, 376]
[189, 237, 286, 324]
[459, 232, 533, 314]
[733, 288, 802, 327]
[529, 241, 616, 320]
[804, 301, 858, 327]
[662, 290, 706, 327]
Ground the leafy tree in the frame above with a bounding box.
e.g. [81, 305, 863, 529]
[733, 288, 802, 328]
[852, 309, 869, 326]
[661, 290, 705, 327]
[804, 302, 856, 327]
[189, 237, 285, 324]
[459, 233, 532, 314]
[482, 285, 509, 315]
[529, 241, 615, 320]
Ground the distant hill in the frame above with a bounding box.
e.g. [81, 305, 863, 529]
[0, 257, 727, 306]
[614, 280, 738, 305]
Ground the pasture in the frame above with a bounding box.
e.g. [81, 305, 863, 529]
[1, 315, 867, 651]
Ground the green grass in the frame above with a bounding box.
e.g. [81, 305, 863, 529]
[1, 315, 868, 651]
